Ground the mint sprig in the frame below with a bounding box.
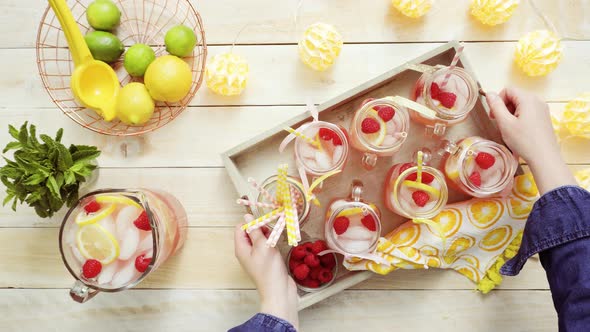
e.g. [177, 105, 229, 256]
[0, 122, 101, 218]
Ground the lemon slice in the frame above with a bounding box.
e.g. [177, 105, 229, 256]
[336, 203, 377, 218]
[314, 133, 324, 152]
[75, 204, 116, 226]
[76, 223, 120, 264]
[402, 180, 441, 198]
[96, 195, 142, 209]
[362, 109, 386, 146]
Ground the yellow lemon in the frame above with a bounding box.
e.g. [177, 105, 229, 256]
[76, 223, 120, 264]
[402, 180, 441, 198]
[468, 199, 504, 229]
[95, 195, 142, 209]
[144, 55, 192, 102]
[429, 208, 462, 238]
[75, 204, 115, 226]
[455, 265, 481, 283]
[444, 235, 475, 264]
[363, 110, 386, 146]
[479, 225, 513, 252]
[508, 197, 534, 220]
[389, 223, 421, 247]
[116, 83, 155, 126]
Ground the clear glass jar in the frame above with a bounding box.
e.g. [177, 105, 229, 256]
[59, 189, 188, 303]
[384, 162, 448, 219]
[441, 136, 518, 197]
[253, 175, 311, 228]
[349, 98, 410, 170]
[324, 180, 381, 255]
[411, 66, 478, 136]
[294, 121, 350, 177]
[286, 240, 338, 293]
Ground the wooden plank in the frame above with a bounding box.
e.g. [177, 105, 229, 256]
[1, 104, 589, 170]
[0, 228, 550, 290]
[2, 42, 590, 110]
[0, 289, 557, 331]
[2, 0, 589, 48]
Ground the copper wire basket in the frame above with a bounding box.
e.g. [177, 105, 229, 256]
[36, 0, 207, 136]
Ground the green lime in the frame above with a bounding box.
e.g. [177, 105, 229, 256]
[85, 31, 124, 63]
[124, 44, 156, 77]
[164, 25, 197, 57]
[86, 0, 121, 31]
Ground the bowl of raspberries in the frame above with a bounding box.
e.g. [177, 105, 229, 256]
[287, 239, 338, 292]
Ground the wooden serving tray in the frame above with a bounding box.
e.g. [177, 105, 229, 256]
[222, 41, 522, 310]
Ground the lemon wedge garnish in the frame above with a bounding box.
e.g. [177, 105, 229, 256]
[96, 195, 142, 209]
[314, 133, 324, 152]
[336, 203, 377, 218]
[402, 180, 441, 198]
[75, 204, 116, 226]
[76, 223, 120, 264]
[363, 109, 386, 146]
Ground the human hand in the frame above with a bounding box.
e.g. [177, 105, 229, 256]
[234, 215, 299, 329]
[486, 87, 576, 194]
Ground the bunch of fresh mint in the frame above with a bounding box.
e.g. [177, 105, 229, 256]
[0, 122, 101, 218]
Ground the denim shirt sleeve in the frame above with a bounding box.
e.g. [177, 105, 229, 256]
[501, 185, 590, 331]
[228, 313, 297, 332]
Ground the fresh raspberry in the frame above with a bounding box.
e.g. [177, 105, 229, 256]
[320, 254, 336, 269]
[302, 278, 321, 288]
[303, 242, 314, 252]
[437, 92, 457, 108]
[333, 216, 350, 235]
[82, 259, 102, 279]
[430, 82, 441, 98]
[293, 264, 310, 280]
[304, 253, 321, 268]
[361, 118, 381, 134]
[406, 172, 435, 184]
[135, 254, 152, 273]
[361, 98, 375, 106]
[83, 200, 101, 213]
[319, 128, 336, 141]
[289, 258, 302, 272]
[310, 240, 329, 255]
[317, 268, 334, 284]
[291, 246, 308, 260]
[412, 190, 430, 207]
[310, 267, 322, 280]
[475, 152, 496, 170]
[133, 211, 151, 231]
[332, 133, 343, 146]
[361, 215, 377, 231]
[399, 163, 413, 174]
[469, 171, 482, 186]
[375, 105, 396, 122]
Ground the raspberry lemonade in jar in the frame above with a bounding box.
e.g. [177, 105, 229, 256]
[325, 180, 381, 255]
[441, 136, 518, 197]
[59, 189, 188, 303]
[411, 66, 478, 136]
[385, 151, 448, 219]
[350, 98, 410, 170]
[294, 121, 349, 177]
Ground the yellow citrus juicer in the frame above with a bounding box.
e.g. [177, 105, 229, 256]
[48, 0, 119, 121]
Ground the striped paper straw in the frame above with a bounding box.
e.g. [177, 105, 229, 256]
[290, 186, 302, 242]
[284, 127, 320, 148]
[236, 198, 279, 210]
[246, 212, 282, 233]
[241, 207, 284, 231]
[266, 214, 286, 247]
[440, 45, 464, 88]
[277, 164, 300, 246]
[248, 177, 278, 205]
[416, 150, 424, 183]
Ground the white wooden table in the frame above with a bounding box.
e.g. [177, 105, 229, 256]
[1, 0, 589, 331]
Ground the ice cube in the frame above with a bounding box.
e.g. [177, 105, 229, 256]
[382, 135, 398, 147]
[332, 146, 344, 165]
[304, 158, 319, 170]
[340, 225, 374, 241]
[118, 226, 140, 260]
[65, 227, 76, 245]
[299, 143, 316, 159]
[99, 216, 116, 234]
[137, 233, 154, 253]
[98, 261, 120, 285]
[386, 120, 396, 134]
[70, 245, 85, 264]
[315, 151, 332, 170]
[338, 238, 371, 254]
[116, 206, 143, 229]
[111, 259, 139, 287]
[483, 169, 503, 187]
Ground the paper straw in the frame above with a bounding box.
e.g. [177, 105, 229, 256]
[277, 164, 299, 246]
[248, 177, 278, 205]
[266, 214, 286, 247]
[236, 199, 279, 210]
[241, 207, 284, 231]
[416, 151, 424, 183]
[441, 45, 464, 88]
[284, 127, 320, 148]
[290, 186, 302, 242]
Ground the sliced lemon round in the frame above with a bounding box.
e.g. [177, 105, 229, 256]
[402, 180, 441, 198]
[76, 223, 120, 264]
[96, 195, 142, 209]
[362, 109, 386, 146]
[335, 203, 377, 218]
[75, 204, 116, 226]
